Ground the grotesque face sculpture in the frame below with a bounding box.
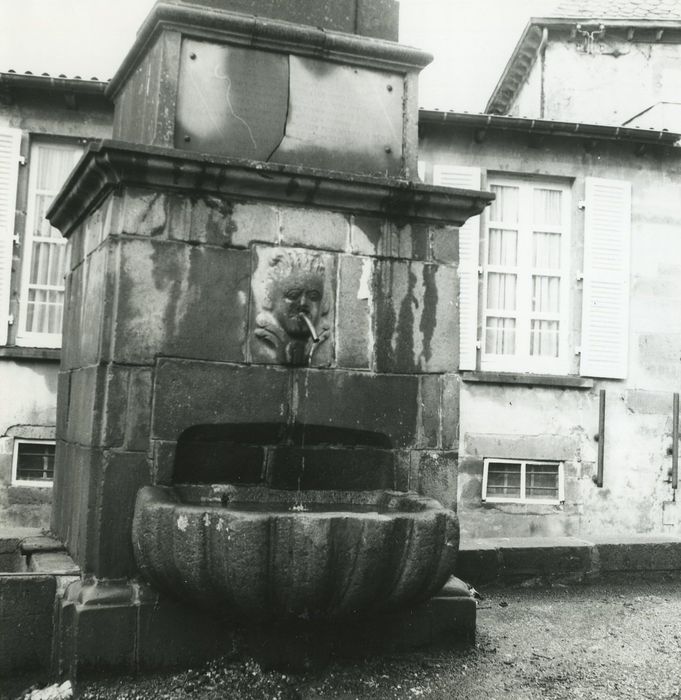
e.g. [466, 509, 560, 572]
[252, 249, 331, 365]
[270, 270, 324, 338]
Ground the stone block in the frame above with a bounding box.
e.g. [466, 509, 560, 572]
[416, 450, 458, 509]
[350, 217, 424, 259]
[153, 440, 177, 484]
[499, 539, 593, 580]
[68, 223, 85, 271]
[115, 188, 167, 237]
[457, 540, 500, 584]
[113, 239, 250, 363]
[374, 260, 458, 373]
[100, 365, 129, 447]
[137, 596, 236, 671]
[350, 216, 383, 256]
[167, 194, 236, 246]
[56, 371, 71, 439]
[336, 255, 373, 369]
[431, 224, 459, 263]
[82, 198, 108, 257]
[97, 451, 151, 579]
[67, 603, 137, 675]
[418, 374, 441, 447]
[152, 360, 291, 441]
[279, 207, 349, 252]
[230, 202, 279, 247]
[441, 373, 460, 449]
[0, 576, 56, 675]
[464, 433, 578, 462]
[28, 552, 79, 574]
[267, 446, 395, 490]
[65, 366, 106, 446]
[294, 370, 419, 448]
[125, 368, 153, 451]
[593, 538, 681, 572]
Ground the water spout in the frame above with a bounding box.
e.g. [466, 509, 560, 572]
[299, 312, 319, 343]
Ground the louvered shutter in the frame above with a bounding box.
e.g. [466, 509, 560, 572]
[433, 164, 482, 370]
[0, 128, 21, 346]
[580, 177, 631, 378]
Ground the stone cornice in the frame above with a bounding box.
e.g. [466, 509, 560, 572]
[107, 1, 432, 100]
[47, 141, 494, 236]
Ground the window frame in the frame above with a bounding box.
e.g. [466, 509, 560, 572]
[11, 438, 56, 487]
[481, 175, 572, 375]
[15, 139, 83, 349]
[482, 457, 565, 505]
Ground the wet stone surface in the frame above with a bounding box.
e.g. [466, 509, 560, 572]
[14, 576, 680, 699]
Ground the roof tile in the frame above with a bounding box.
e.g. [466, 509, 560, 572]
[551, 0, 681, 20]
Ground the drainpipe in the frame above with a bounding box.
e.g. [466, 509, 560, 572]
[673, 393, 679, 496]
[593, 389, 606, 487]
[539, 27, 548, 119]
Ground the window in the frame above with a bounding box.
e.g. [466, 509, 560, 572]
[481, 177, 570, 374]
[482, 458, 564, 504]
[430, 163, 631, 379]
[12, 439, 55, 486]
[16, 140, 83, 348]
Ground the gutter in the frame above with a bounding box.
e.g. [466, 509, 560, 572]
[0, 72, 109, 96]
[419, 110, 681, 147]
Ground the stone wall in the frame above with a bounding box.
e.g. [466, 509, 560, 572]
[52, 161, 470, 579]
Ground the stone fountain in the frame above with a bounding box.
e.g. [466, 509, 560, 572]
[46, 0, 493, 675]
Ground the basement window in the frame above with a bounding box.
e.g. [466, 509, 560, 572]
[482, 458, 564, 505]
[12, 440, 55, 487]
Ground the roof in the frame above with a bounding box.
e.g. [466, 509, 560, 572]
[419, 110, 681, 147]
[552, 0, 681, 20]
[486, 1, 681, 115]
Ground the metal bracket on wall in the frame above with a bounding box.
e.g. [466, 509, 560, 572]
[593, 389, 606, 487]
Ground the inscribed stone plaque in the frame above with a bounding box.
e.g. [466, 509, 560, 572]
[270, 56, 403, 175]
[175, 39, 289, 160]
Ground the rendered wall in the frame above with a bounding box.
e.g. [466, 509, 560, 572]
[508, 34, 681, 124]
[420, 124, 681, 538]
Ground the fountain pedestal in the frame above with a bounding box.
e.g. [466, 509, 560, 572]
[46, 0, 492, 676]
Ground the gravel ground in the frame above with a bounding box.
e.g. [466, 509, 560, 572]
[13, 577, 681, 700]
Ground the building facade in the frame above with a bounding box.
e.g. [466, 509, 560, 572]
[0, 73, 110, 527]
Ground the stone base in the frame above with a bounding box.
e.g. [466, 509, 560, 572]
[52, 578, 475, 678]
[244, 578, 477, 671]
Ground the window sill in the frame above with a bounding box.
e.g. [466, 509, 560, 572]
[0, 346, 61, 362]
[462, 371, 593, 389]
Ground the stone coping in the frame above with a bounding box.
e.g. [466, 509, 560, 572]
[107, 0, 432, 100]
[47, 140, 494, 236]
[458, 535, 681, 585]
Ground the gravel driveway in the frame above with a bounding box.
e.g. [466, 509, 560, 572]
[14, 576, 681, 700]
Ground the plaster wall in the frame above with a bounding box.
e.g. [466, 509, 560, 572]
[420, 125, 681, 538]
[509, 37, 681, 124]
[0, 361, 57, 528]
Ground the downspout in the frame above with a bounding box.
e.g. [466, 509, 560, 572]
[539, 27, 548, 119]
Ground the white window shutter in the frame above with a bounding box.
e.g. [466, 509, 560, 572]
[433, 164, 482, 371]
[580, 177, 631, 378]
[0, 127, 22, 346]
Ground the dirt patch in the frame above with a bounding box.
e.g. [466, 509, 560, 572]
[11, 577, 681, 700]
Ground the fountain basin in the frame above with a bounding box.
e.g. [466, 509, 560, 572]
[132, 484, 459, 622]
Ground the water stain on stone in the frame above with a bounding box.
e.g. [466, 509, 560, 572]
[395, 265, 417, 371]
[420, 264, 438, 364]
